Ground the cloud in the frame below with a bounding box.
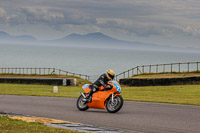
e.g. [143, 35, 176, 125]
[97, 17, 200, 38]
[0, 7, 96, 27]
[1, 0, 200, 44]
[0, 8, 8, 24]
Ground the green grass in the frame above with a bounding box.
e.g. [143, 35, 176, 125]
[0, 83, 200, 106]
[0, 84, 81, 98]
[137, 71, 200, 75]
[0, 116, 80, 133]
[121, 85, 200, 105]
[128, 72, 200, 79]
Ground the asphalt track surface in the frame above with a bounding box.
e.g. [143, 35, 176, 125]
[0, 95, 200, 133]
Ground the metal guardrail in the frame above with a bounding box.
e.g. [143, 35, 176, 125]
[0, 67, 90, 80]
[116, 62, 200, 81]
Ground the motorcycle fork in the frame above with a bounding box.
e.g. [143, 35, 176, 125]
[111, 93, 120, 102]
[81, 92, 86, 98]
[111, 93, 114, 103]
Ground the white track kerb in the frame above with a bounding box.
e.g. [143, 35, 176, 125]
[0, 112, 127, 133]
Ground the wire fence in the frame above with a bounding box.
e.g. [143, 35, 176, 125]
[116, 62, 200, 81]
[1, 62, 199, 82]
[0, 67, 90, 80]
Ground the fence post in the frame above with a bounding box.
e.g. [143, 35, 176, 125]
[156, 65, 158, 73]
[197, 62, 199, 72]
[51, 68, 55, 74]
[171, 64, 173, 72]
[163, 64, 165, 73]
[149, 65, 151, 73]
[179, 63, 181, 73]
[123, 72, 125, 78]
[132, 68, 134, 76]
[128, 70, 130, 77]
[188, 62, 190, 72]
[142, 66, 144, 73]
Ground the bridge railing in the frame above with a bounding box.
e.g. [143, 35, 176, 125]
[0, 67, 90, 80]
[116, 62, 200, 81]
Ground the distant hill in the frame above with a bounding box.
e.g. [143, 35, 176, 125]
[0, 31, 199, 52]
[55, 32, 123, 44]
[53, 32, 174, 51]
[0, 31, 36, 43]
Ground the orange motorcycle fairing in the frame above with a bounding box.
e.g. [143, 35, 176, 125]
[87, 91, 111, 109]
[82, 84, 118, 109]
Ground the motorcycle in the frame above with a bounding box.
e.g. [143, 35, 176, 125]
[77, 80, 123, 113]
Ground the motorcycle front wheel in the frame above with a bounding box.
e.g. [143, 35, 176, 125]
[77, 95, 89, 111]
[106, 95, 123, 113]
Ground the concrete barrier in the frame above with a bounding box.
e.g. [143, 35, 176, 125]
[119, 77, 200, 86]
[0, 77, 76, 86]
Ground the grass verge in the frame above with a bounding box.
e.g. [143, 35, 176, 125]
[0, 115, 80, 133]
[128, 72, 200, 79]
[0, 83, 200, 106]
[121, 85, 200, 105]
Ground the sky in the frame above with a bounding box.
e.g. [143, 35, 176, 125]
[0, 0, 200, 48]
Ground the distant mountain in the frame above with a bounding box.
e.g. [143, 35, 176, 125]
[55, 32, 122, 44]
[54, 32, 175, 51]
[0, 31, 37, 43]
[0, 31, 10, 37]
[0, 31, 199, 52]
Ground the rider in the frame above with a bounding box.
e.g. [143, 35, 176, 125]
[85, 69, 115, 102]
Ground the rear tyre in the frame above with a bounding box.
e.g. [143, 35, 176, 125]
[106, 95, 123, 113]
[77, 95, 89, 111]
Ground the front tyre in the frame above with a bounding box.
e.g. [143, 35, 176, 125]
[106, 95, 123, 113]
[77, 95, 89, 111]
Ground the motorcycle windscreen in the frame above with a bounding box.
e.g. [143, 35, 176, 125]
[82, 84, 92, 93]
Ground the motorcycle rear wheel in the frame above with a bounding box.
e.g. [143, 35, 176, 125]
[77, 95, 89, 111]
[106, 95, 123, 113]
